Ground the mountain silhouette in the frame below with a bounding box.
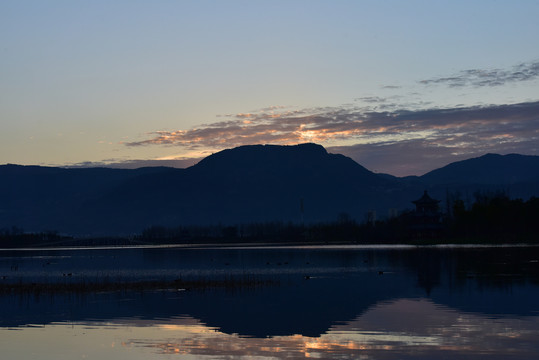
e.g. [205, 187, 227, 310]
[421, 153, 539, 185]
[76, 144, 392, 234]
[418, 153, 539, 201]
[0, 144, 538, 235]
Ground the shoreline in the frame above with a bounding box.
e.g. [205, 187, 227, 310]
[2, 241, 539, 252]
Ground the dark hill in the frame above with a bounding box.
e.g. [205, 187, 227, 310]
[80, 144, 392, 234]
[191, 143, 381, 187]
[418, 153, 539, 201]
[421, 153, 539, 185]
[0, 165, 178, 234]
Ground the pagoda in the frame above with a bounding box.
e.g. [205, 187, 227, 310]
[410, 190, 442, 238]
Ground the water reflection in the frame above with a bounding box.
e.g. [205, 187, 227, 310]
[1, 245, 539, 359]
[3, 299, 538, 360]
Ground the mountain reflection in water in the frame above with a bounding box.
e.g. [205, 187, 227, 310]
[1, 245, 539, 359]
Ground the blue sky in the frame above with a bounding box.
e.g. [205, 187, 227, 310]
[2, 0, 539, 175]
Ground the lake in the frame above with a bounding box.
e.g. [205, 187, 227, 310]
[1, 244, 539, 359]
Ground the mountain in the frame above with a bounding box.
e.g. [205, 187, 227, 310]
[77, 144, 394, 234]
[419, 153, 539, 201]
[0, 144, 538, 235]
[0, 165, 177, 235]
[421, 153, 539, 185]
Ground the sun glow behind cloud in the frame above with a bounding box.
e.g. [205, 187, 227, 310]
[124, 99, 539, 175]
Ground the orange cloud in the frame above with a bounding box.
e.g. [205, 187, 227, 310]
[124, 101, 539, 175]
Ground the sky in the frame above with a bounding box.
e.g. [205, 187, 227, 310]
[1, 0, 539, 176]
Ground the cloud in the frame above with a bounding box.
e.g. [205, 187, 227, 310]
[355, 96, 388, 103]
[120, 60, 539, 175]
[124, 101, 539, 176]
[64, 158, 201, 169]
[420, 61, 539, 88]
[328, 136, 539, 177]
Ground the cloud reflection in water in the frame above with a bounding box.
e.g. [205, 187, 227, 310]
[127, 298, 539, 359]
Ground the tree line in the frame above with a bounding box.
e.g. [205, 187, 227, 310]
[1, 192, 538, 247]
[137, 192, 539, 244]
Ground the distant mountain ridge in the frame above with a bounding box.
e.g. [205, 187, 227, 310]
[420, 153, 539, 185]
[0, 144, 538, 235]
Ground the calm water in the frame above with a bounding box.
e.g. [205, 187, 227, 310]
[1, 245, 539, 359]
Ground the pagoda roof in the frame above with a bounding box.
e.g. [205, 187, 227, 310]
[412, 190, 440, 205]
